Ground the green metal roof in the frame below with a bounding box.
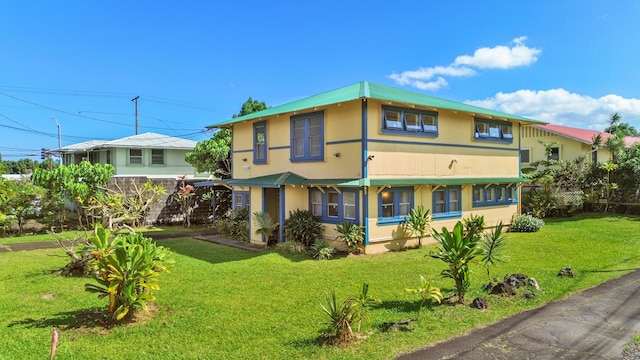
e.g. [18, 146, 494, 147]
[208, 81, 545, 128]
[223, 173, 529, 188]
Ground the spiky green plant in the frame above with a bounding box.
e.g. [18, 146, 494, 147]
[478, 221, 508, 282]
[335, 221, 364, 254]
[319, 292, 358, 345]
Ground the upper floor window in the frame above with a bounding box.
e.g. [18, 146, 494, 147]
[129, 149, 143, 165]
[291, 112, 324, 162]
[433, 186, 462, 219]
[382, 106, 438, 136]
[151, 149, 165, 165]
[473, 184, 517, 207]
[253, 121, 267, 164]
[474, 118, 513, 143]
[548, 147, 560, 161]
[378, 187, 413, 224]
[520, 149, 530, 163]
[310, 188, 358, 224]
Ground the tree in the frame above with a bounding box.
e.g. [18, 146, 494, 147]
[0, 179, 45, 235]
[604, 122, 639, 137]
[185, 129, 232, 178]
[32, 162, 115, 228]
[236, 97, 268, 117]
[85, 179, 167, 230]
[405, 205, 431, 246]
[607, 112, 621, 133]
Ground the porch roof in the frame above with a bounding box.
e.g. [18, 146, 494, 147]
[223, 173, 529, 188]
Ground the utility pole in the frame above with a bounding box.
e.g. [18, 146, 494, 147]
[131, 96, 139, 135]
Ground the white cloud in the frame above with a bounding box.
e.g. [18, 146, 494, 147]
[389, 37, 540, 91]
[454, 36, 541, 69]
[466, 88, 640, 130]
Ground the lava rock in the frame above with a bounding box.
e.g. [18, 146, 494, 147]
[557, 266, 575, 277]
[490, 282, 516, 296]
[471, 296, 489, 309]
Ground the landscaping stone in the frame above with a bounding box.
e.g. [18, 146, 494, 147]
[471, 297, 488, 310]
[490, 282, 516, 296]
[505, 273, 527, 288]
[529, 277, 541, 290]
[557, 266, 575, 277]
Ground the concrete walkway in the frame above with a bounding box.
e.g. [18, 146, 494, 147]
[397, 268, 640, 359]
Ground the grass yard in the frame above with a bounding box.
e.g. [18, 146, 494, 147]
[0, 224, 211, 244]
[1, 213, 639, 359]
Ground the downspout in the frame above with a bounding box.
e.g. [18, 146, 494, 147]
[361, 97, 369, 246]
[279, 186, 285, 242]
[517, 123, 522, 216]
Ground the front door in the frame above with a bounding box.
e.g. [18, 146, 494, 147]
[263, 188, 280, 244]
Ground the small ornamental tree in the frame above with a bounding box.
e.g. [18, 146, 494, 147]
[405, 205, 431, 246]
[430, 221, 480, 304]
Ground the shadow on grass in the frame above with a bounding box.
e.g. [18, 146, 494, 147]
[160, 238, 264, 265]
[7, 307, 110, 330]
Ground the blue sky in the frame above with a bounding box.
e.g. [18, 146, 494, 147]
[2, 1, 640, 160]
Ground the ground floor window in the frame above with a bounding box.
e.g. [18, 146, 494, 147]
[309, 188, 359, 224]
[473, 184, 517, 207]
[378, 187, 413, 224]
[232, 191, 250, 212]
[432, 186, 461, 219]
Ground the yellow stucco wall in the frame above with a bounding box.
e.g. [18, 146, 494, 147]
[365, 100, 521, 179]
[231, 101, 363, 180]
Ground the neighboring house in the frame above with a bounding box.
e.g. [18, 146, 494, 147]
[55, 132, 205, 179]
[520, 124, 640, 166]
[208, 81, 545, 253]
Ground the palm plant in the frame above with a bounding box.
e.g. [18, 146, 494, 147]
[429, 221, 480, 304]
[253, 211, 278, 243]
[478, 221, 508, 282]
[405, 205, 431, 246]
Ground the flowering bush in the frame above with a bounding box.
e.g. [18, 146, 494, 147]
[509, 214, 545, 232]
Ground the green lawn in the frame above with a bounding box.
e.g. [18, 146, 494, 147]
[1, 213, 639, 359]
[0, 225, 210, 244]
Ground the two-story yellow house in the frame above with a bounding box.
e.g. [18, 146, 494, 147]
[208, 81, 545, 253]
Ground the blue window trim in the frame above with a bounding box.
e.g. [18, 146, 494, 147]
[253, 121, 267, 164]
[474, 118, 513, 144]
[377, 187, 414, 225]
[432, 186, 462, 220]
[232, 191, 250, 212]
[290, 111, 324, 162]
[472, 184, 518, 207]
[309, 188, 359, 225]
[381, 105, 438, 138]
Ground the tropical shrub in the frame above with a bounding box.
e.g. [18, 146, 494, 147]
[405, 205, 431, 246]
[463, 213, 485, 238]
[522, 188, 557, 218]
[430, 221, 480, 304]
[510, 214, 545, 232]
[84, 224, 173, 322]
[283, 209, 323, 247]
[215, 208, 249, 242]
[275, 241, 307, 254]
[253, 211, 278, 244]
[310, 238, 335, 260]
[334, 221, 364, 254]
[478, 221, 508, 282]
[405, 275, 443, 315]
